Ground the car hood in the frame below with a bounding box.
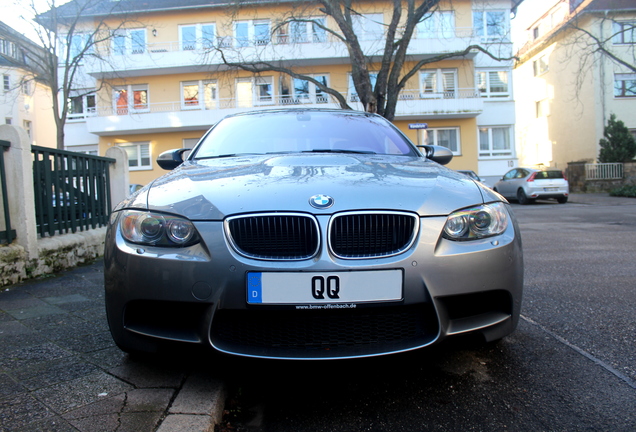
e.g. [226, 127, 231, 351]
[120, 154, 496, 220]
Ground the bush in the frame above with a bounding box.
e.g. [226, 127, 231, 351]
[598, 114, 636, 163]
[609, 185, 636, 198]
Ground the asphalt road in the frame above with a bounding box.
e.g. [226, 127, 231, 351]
[217, 197, 636, 431]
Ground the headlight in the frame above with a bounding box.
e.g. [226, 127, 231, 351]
[119, 210, 199, 246]
[443, 202, 509, 241]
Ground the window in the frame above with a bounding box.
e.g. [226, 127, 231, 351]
[421, 128, 460, 155]
[181, 80, 218, 109]
[3, 75, 9, 92]
[473, 10, 507, 41]
[179, 23, 216, 50]
[21, 80, 31, 95]
[352, 13, 384, 40]
[112, 28, 146, 55]
[119, 142, 151, 170]
[183, 138, 200, 159]
[289, 18, 327, 43]
[292, 75, 329, 103]
[417, 11, 455, 39]
[0, 39, 17, 59]
[23, 120, 32, 139]
[479, 126, 513, 158]
[68, 93, 97, 120]
[613, 21, 635, 44]
[114, 84, 149, 114]
[533, 55, 549, 76]
[477, 70, 510, 98]
[236, 76, 273, 107]
[67, 33, 93, 60]
[420, 69, 457, 97]
[5, 118, 11, 125]
[536, 99, 550, 117]
[614, 73, 636, 97]
[234, 20, 270, 47]
[348, 72, 378, 102]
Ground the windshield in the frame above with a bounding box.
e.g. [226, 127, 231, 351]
[192, 111, 418, 158]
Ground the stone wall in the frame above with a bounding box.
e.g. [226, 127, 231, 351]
[567, 161, 636, 193]
[0, 228, 106, 286]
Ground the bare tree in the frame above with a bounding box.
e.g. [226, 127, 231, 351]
[5, 0, 136, 149]
[207, 0, 515, 121]
[562, 11, 636, 98]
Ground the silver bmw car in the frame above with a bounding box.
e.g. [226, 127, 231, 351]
[104, 109, 523, 359]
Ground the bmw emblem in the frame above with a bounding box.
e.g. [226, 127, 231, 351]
[309, 194, 334, 209]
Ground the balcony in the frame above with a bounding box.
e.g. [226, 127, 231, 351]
[84, 28, 507, 79]
[86, 89, 483, 136]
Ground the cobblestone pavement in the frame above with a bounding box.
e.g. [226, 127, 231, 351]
[0, 261, 224, 431]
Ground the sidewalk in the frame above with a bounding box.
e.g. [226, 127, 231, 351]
[568, 192, 636, 206]
[0, 260, 225, 431]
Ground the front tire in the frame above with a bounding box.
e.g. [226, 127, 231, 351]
[517, 188, 532, 205]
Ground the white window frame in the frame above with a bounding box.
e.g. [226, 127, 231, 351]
[613, 21, 636, 45]
[421, 127, 461, 155]
[614, 73, 636, 98]
[179, 23, 216, 51]
[119, 142, 152, 170]
[473, 10, 508, 41]
[348, 72, 378, 102]
[536, 99, 550, 117]
[3, 74, 9, 92]
[235, 76, 274, 107]
[0, 39, 17, 59]
[533, 55, 549, 76]
[113, 84, 149, 114]
[182, 138, 199, 159]
[23, 120, 32, 139]
[417, 11, 455, 39]
[352, 13, 384, 41]
[419, 69, 457, 98]
[180, 80, 218, 110]
[288, 17, 327, 43]
[234, 20, 271, 47]
[292, 74, 329, 104]
[478, 126, 514, 158]
[112, 28, 147, 55]
[64, 33, 93, 61]
[68, 93, 97, 121]
[476, 69, 510, 99]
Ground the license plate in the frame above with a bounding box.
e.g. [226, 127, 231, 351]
[543, 187, 558, 191]
[246, 270, 403, 304]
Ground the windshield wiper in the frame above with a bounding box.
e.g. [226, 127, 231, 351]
[197, 153, 263, 159]
[302, 149, 377, 155]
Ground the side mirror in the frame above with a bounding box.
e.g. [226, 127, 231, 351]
[157, 148, 191, 170]
[418, 145, 453, 165]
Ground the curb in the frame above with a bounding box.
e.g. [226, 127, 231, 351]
[157, 373, 226, 431]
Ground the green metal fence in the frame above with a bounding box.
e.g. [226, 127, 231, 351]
[0, 140, 16, 244]
[32, 146, 116, 237]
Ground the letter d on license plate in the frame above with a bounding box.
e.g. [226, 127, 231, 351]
[247, 270, 403, 305]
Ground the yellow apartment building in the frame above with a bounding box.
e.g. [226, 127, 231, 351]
[54, 0, 521, 187]
[514, 0, 636, 170]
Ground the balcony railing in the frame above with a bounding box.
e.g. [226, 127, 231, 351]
[92, 89, 481, 117]
[104, 27, 486, 56]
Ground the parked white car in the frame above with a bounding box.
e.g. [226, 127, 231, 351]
[493, 168, 569, 204]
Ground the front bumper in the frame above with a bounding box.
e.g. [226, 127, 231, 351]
[104, 207, 524, 359]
